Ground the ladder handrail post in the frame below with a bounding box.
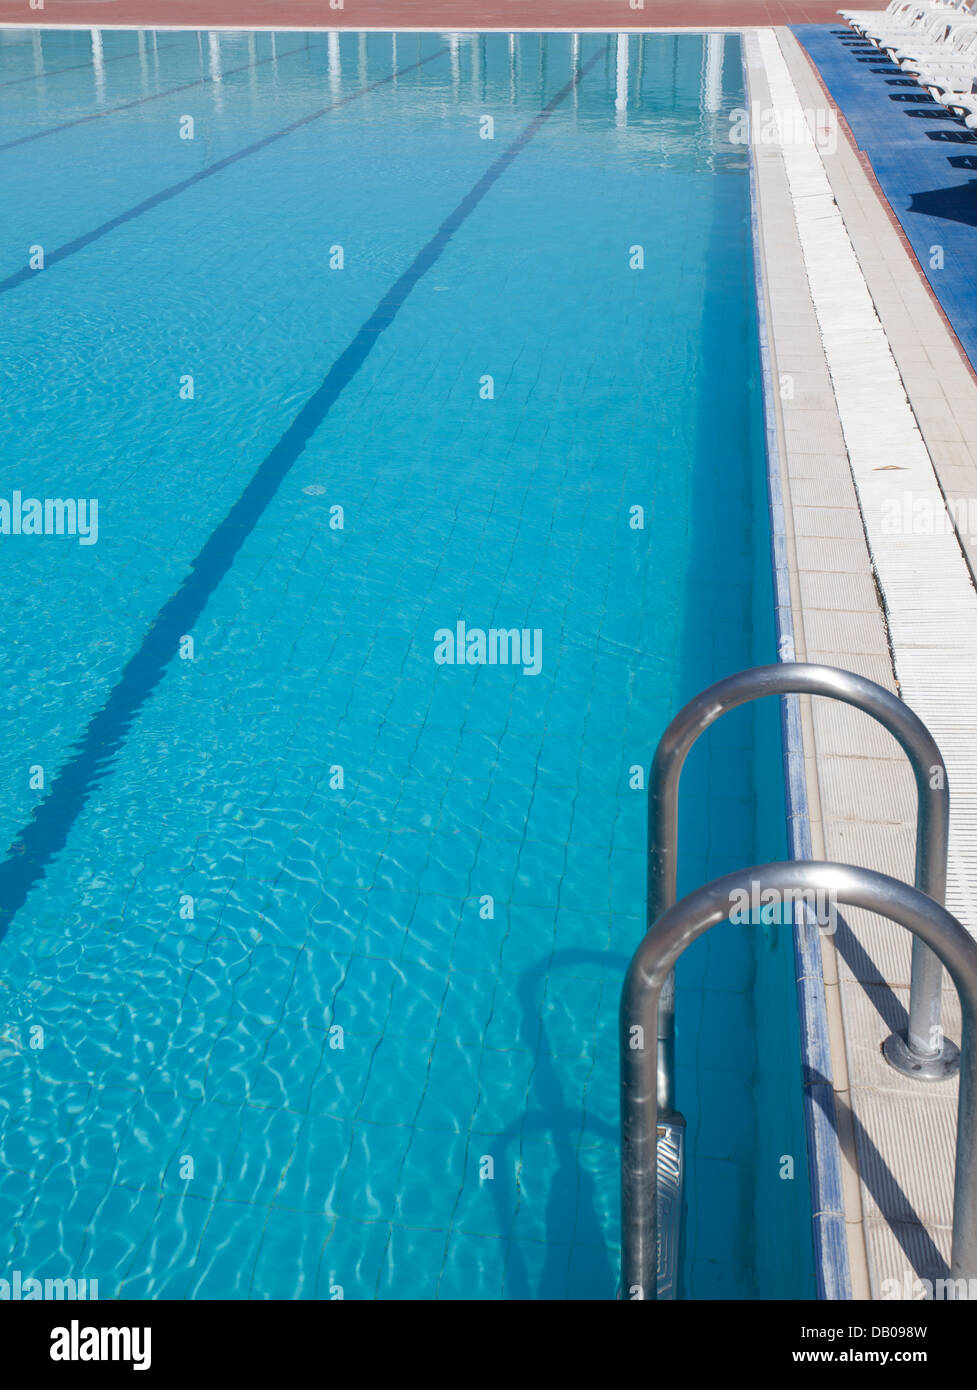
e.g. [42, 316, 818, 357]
[647, 662, 954, 1105]
[622, 861, 977, 1300]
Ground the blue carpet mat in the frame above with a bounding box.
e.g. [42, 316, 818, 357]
[793, 23, 977, 368]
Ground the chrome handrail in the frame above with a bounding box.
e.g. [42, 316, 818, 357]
[621, 861, 977, 1300]
[649, 663, 956, 1093]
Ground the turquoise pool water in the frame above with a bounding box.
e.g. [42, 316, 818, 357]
[0, 27, 815, 1299]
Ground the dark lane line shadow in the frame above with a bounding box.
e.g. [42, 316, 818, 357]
[0, 38, 312, 154]
[0, 46, 449, 295]
[0, 45, 604, 944]
[0, 37, 184, 89]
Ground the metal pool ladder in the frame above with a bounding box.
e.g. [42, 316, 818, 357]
[626, 662, 971, 1300]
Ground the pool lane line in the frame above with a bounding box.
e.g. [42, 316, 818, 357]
[0, 38, 314, 154]
[0, 37, 184, 89]
[0, 41, 605, 943]
[0, 45, 450, 298]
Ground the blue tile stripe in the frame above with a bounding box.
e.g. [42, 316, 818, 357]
[0, 42, 607, 945]
[742, 40, 853, 1304]
[792, 23, 977, 375]
[0, 45, 449, 297]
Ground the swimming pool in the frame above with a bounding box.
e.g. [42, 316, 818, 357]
[0, 27, 816, 1299]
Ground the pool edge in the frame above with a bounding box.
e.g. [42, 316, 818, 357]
[743, 29, 853, 1304]
[747, 19, 977, 1303]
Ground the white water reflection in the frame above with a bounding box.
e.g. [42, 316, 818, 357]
[702, 32, 724, 114]
[208, 31, 224, 112]
[615, 34, 628, 129]
[328, 31, 341, 98]
[91, 29, 105, 105]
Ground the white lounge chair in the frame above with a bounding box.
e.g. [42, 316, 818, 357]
[917, 56, 977, 93]
[875, 9, 965, 51]
[840, 0, 970, 40]
[837, 0, 977, 122]
[936, 86, 977, 121]
[859, 5, 969, 50]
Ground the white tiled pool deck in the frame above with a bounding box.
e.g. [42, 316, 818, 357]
[749, 26, 977, 1299]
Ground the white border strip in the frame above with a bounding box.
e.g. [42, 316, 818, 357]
[0, 24, 758, 34]
[758, 27, 977, 943]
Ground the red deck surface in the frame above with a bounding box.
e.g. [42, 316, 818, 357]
[0, 0, 878, 30]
